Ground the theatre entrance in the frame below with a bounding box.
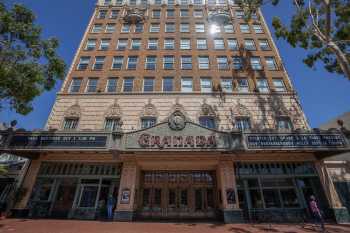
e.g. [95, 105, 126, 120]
[138, 171, 218, 220]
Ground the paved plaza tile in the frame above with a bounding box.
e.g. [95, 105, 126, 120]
[0, 219, 349, 233]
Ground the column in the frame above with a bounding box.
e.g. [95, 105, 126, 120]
[114, 161, 140, 221]
[315, 160, 350, 223]
[216, 160, 243, 223]
[13, 159, 41, 217]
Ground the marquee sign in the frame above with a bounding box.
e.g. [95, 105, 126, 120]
[246, 133, 347, 149]
[138, 134, 217, 148]
[9, 135, 108, 149]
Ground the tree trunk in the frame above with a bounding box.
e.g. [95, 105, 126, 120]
[327, 41, 350, 80]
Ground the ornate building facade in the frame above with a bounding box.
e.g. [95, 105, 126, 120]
[0, 0, 349, 223]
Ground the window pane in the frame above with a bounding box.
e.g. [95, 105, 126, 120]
[200, 78, 212, 92]
[79, 186, 98, 208]
[107, 78, 118, 92]
[263, 189, 282, 208]
[221, 79, 232, 92]
[163, 77, 173, 92]
[123, 78, 134, 92]
[181, 77, 193, 92]
[143, 78, 154, 92]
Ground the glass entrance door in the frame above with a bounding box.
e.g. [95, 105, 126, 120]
[51, 179, 77, 218]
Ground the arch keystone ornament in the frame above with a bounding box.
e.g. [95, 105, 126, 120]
[168, 111, 186, 131]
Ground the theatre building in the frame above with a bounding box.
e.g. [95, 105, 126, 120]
[1, 0, 350, 223]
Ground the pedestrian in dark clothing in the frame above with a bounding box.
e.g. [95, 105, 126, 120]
[107, 194, 116, 220]
[309, 195, 325, 232]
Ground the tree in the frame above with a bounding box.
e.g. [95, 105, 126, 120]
[236, 0, 350, 80]
[0, 2, 66, 115]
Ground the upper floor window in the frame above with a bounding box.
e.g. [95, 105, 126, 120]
[131, 39, 141, 50]
[63, 118, 79, 130]
[250, 57, 262, 70]
[198, 56, 209, 69]
[217, 56, 229, 70]
[165, 23, 175, 33]
[164, 38, 175, 49]
[106, 77, 118, 93]
[180, 39, 191, 50]
[210, 24, 221, 34]
[110, 10, 119, 19]
[150, 24, 160, 33]
[235, 10, 244, 19]
[77, 56, 90, 70]
[93, 56, 105, 70]
[180, 23, 190, 33]
[97, 10, 107, 19]
[181, 77, 193, 92]
[197, 39, 207, 50]
[130, 0, 137, 5]
[69, 78, 82, 93]
[253, 24, 263, 34]
[224, 24, 234, 33]
[135, 23, 144, 33]
[127, 56, 138, 70]
[168, 0, 175, 5]
[235, 117, 251, 131]
[244, 39, 256, 50]
[123, 78, 134, 92]
[167, 9, 175, 17]
[92, 24, 102, 33]
[256, 79, 269, 93]
[200, 78, 212, 93]
[116, 0, 123, 5]
[181, 56, 192, 69]
[237, 79, 249, 93]
[221, 78, 233, 92]
[121, 24, 130, 33]
[214, 39, 225, 50]
[145, 56, 157, 70]
[232, 56, 243, 70]
[148, 39, 158, 50]
[105, 118, 120, 131]
[227, 39, 239, 50]
[276, 117, 293, 131]
[141, 117, 157, 129]
[265, 57, 278, 70]
[112, 56, 123, 70]
[195, 24, 205, 33]
[86, 78, 98, 93]
[194, 10, 203, 17]
[143, 78, 155, 92]
[105, 23, 116, 33]
[163, 56, 175, 69]
[155, 0, 162, 5]
[163, 77, 174, 92]
[99, 39, 110, 50]
[199, 116, 216, 129]
[240, 24, 250, 33]
[259, 39, 271, 50]
[180, 0, 189, 5]
[104, 0, 112, 6]
[194, 0, 203, 5]
[180, 9, 189, 17]
[152, 10, 161, 18]
[85, 39, 96, 51]
[273, 79, 286, 92]
[117, 39, 128, 50]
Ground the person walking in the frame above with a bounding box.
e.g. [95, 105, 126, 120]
[309, 195, 325, 232]
[107, 194, 116, 220]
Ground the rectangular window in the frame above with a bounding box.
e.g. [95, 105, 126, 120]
[240, 24, 250, 33]
[63, 118, 79, 130]
[197, 39, 207, 49]
[200, 78, 212, 93]
[112, 56, 123, 70]
[168, 0, 175, 5]
[163, 56, 174, 69]
[180, 39, 191, 50]
[93, 56, 105, 70]
[259, 39, 271, 50]
[257, 79, 269, 93]
[194, 0, 203, 4]
[86, 78, 98, 92]
[105, 118, 120, 131]
[163, 77, 173, 92]
[165, 23, 175, 33]
[227, 39, 239, 50]
[110, 10, 119, 19]
[99, 39, 110, 50]
[181, 56, 192, 69]
[244, 39, 256, 50]
[167, 9, 175, 17]
[98, 10, 107, 19]
[106, 78, 118, 92]
[141, 117, 156, 129]
[121, 24, 130, 33]
[145, 56, 157, 70]
[127, 56, 138, 70]
[193, 10, 203, 17]
[195, 24, 205, 33]
[131, 39, 141, 50]
[143, 78, 155, 92]
[276, 117, 293, 130]
[235, 117, 251, 131]
[180, 9, 189, 17]
[123, 78, 134, 92]
[210, 24, 221, 33]
[232, 56, 243, 70]
[250, 57, 262, 70]
[214, 39, 225, 50]
[69, 78, 82, 93]
[135, 23, 144, 32]
[155, 0, 162, 5]
[152, 10, 161, 18]
[77, 56, 90, 70]
[180, 0, 188, 5]
[273, 79, 286, 92]
[265, 57, 278, 70]
[221, 79, 233, 92]
[85, 39, 96, 51]
[181, 77, 193, 92]
[130, 0, 137, 5]
[150, 24, 160, 33]
[104, 0, 112, 6]
[253, 24, 263, 34]
[224, 24, 234, 33]
[164, 38, 175, 49]
[116, 0, 123, 5]
[148, 39, 158, 50]
[237, 79, 249, 92]
[180, 23, 190, 32]
[217, 56, 229, 70]
[92, 24, 102, 33]
[117, 39, 128, 50]
[235, 10, 244, 19]
[198, 56, 209, 69]
[105, 23, 115, 33]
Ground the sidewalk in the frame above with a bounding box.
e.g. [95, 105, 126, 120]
[0, 219, 349, 233]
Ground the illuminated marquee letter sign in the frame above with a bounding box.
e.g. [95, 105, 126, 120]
[138, 134, 217, 148]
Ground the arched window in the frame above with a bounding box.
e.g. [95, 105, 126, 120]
[141, 117, 156, 129]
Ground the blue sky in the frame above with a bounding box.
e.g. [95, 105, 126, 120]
[1, 0, 349, 129]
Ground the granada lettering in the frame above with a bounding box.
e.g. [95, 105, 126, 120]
[138, 134, 217, 148]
